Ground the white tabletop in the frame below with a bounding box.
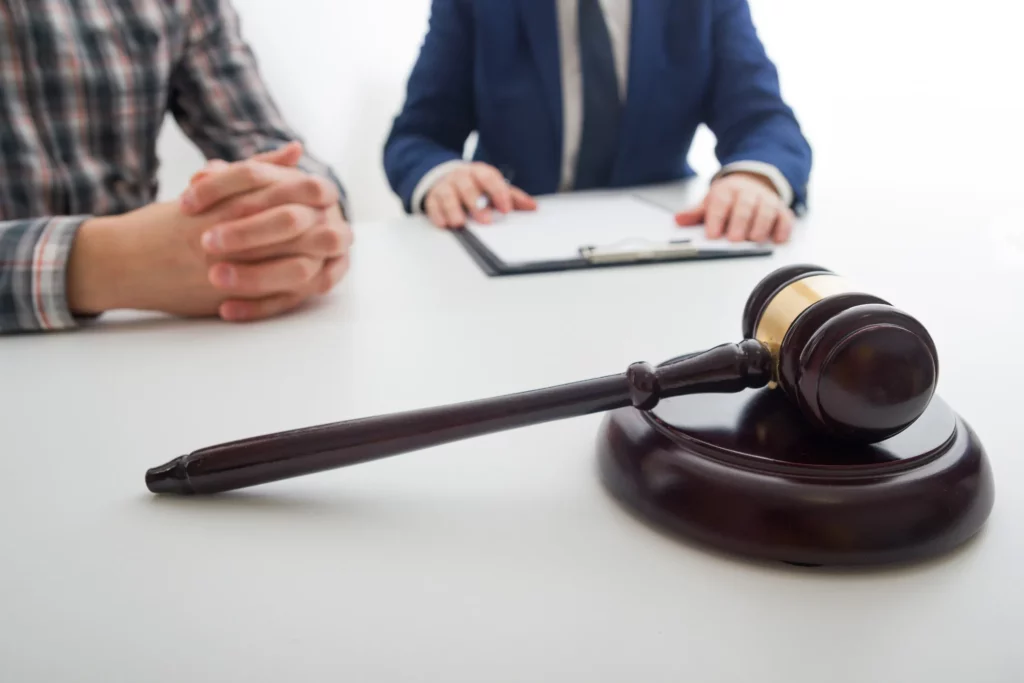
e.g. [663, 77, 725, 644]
[2, 182, 1022, 682]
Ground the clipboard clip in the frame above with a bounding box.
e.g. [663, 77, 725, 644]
[579, 238, 699, 264]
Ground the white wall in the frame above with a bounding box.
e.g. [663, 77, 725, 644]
[156, 0, 1023, 222]
[156, 0, 433, 220]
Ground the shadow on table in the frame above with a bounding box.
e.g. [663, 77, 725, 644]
[598, 484, 995, 580]
[71, 297, 337, 335]
[141, 480, 992, 582]
[143, 487, 361, 516]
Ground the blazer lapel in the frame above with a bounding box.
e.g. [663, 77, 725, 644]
[613, 0, 670, 183]
[518, 0, 563, 161]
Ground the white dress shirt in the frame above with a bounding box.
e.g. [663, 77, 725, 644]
[412, 0, 793, 212]
[556, 0, 631, 192]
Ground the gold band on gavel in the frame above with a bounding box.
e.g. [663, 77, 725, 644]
[754, 274, 855, 384]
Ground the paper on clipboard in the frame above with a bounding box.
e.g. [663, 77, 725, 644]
[464, 194, 767, 267]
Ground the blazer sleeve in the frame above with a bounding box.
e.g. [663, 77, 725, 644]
[383, 0, 477, 213]
[703, 0, 813, 211]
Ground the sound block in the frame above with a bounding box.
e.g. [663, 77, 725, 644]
[596, 374, 995, 567]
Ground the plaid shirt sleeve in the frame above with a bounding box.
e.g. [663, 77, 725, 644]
[0, 217, 89, 334]
[168, 0, 349, 218]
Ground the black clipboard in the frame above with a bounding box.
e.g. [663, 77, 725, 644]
[452, 229, 773, 277]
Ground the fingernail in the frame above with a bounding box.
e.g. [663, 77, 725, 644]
[220, 302, 242, 321]
[201, 230, 222, 252]
[213, 265, 236, 287]
[219, 302, 246, 322]
[181, 189, 198, 212]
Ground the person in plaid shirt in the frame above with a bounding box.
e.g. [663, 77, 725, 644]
[0, 0, 353, 334]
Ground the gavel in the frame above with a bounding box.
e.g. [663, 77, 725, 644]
[146, 264, 939, 495]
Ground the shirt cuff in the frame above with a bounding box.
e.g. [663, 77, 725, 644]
[716, 161, 794, 208]
[20, 216, 89, 332]
[296, 155, 351, 221]
[410, 160, 470, 214]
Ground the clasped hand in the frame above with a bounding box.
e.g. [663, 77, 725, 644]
[180, 142, 352, 322]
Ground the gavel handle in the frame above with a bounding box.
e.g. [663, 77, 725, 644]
[146, 340, 772, 495]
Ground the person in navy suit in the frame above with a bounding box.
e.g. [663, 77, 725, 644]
[384, 0, 812, 244]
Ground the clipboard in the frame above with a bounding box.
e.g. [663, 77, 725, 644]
[449, 193, 774, 277]
[453, 230, 772, 276]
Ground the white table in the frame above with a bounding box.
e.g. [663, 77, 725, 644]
[2, 183, 1022, 682]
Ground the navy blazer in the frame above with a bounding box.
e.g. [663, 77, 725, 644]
[384, 0, 812, 213]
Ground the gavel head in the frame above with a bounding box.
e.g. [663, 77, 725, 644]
[742, 265, 938, 443]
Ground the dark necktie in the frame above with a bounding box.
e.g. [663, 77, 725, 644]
[574, 0, 622, 190]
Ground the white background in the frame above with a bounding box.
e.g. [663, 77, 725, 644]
[156, 0, 1024, 222]
[5, 3, 1024, 681]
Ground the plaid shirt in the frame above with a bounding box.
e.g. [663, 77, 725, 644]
[0, 0, 345, 334]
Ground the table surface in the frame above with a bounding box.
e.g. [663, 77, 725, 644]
[2, 182, 1022, 683]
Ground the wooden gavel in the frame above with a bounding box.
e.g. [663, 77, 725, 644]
[146, 264, 939, 495]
